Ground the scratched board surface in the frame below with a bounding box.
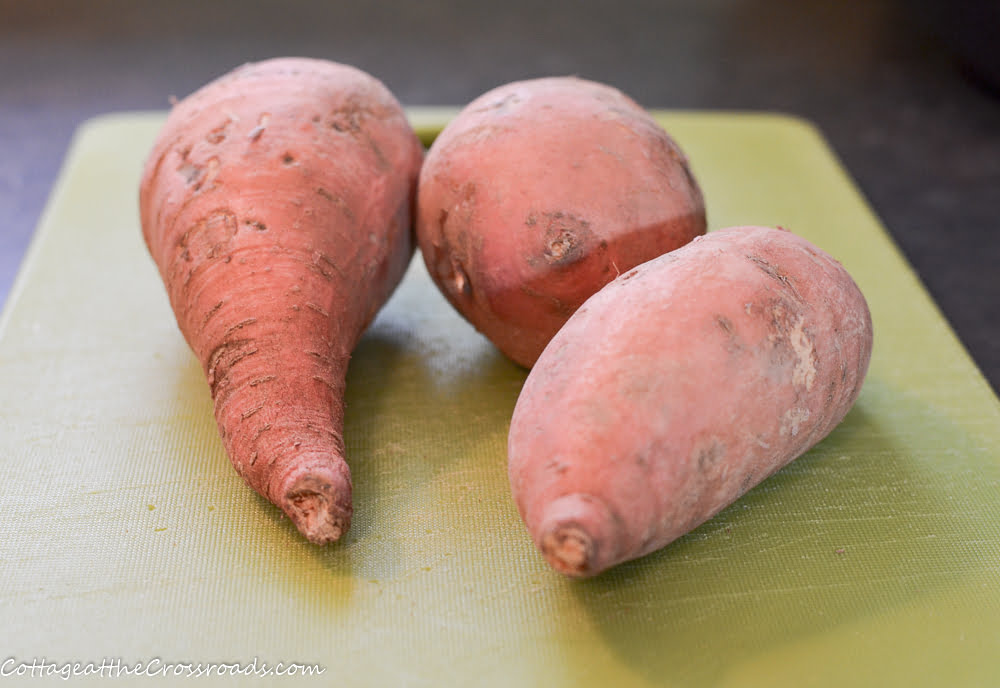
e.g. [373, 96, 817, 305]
[1, 110, 998, 687]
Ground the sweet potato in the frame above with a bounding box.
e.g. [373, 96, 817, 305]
[139, 58, 423, 544]
[507, 226, 873, 577]
[415, 76, 706, 368]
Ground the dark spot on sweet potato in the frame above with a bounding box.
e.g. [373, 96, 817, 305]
[747, 254, 801, 300]
[546, 235, 573, 261]
[541, 211, 593, 266]
[460, 181, 477, 205]
[201, 300, 224, 326]
[763, 297, 802, 370]
[329, 105, 363, 133]
[310, 252, 346, 282]
[429, 241, 473, 301]
[449, 258, 473, 298]
[747, 254, 787, 283]
[697, 440, 725, 472]
[314, 188, 354, 220]
[178, 161, 202, 185]
[634, 451, 650, 469]
[205, 119, 232, 144]
[367, 137, 390, 171]
[177, 209, 238, 265]
[206, 338, 259, 398]
[717, 315, 744, 352]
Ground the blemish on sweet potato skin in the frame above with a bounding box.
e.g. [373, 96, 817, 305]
[539, 211, 593, 266]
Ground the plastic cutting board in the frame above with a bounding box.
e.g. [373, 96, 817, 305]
[1, 110, 999, 687]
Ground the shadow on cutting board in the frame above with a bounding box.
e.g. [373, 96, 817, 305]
[564, 375, 997, 685]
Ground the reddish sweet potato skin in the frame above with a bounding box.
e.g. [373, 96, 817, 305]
[416, 77, 706, 368]
[507, 226, 873, 577]
[139, 58, 423, 543]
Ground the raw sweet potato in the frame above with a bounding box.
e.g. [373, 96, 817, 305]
[416, 76, 706, 368]
[507, 226, 873, 577]
[139, 58, 423, 544]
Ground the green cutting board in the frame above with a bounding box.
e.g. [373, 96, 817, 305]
[2, 110, 999, 687]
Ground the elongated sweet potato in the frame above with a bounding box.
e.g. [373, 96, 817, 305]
[507, 226, 873, 577]
[139, 58, 423, 544]
[416, 76, 706, 368]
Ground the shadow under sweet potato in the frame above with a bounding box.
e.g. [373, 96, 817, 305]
[562, 376, 999, 685]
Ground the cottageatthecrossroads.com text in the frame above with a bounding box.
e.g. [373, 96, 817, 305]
[2, 657, 326, 680]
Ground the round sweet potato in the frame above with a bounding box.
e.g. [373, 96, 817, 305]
[416, 76, 706, 368]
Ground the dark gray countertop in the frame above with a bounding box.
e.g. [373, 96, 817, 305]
[2, 0, 998, 394]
